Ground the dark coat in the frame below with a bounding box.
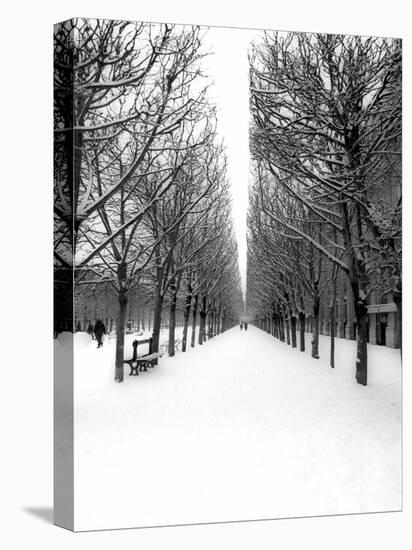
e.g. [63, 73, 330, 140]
[94, 320, 106, 336]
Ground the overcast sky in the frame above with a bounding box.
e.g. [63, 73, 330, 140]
[201, 26, 261, 299]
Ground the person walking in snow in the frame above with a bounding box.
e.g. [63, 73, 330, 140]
[240, 322, 243, 330]
[93, 319, 106, 348]
[244, 322, 248, 331]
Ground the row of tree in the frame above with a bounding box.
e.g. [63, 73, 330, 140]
[54, 19, 243, 381]
[247, 32, 402, 385]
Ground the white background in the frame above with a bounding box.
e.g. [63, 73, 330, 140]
[0, 0, 410, 548]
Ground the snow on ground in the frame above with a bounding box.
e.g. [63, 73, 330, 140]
[55, 325, 401, 531]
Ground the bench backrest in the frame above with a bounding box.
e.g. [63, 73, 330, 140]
[131, 337, 153, 359]
[137, 338, 152, 346]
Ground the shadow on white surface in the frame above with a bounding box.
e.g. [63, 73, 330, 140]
[23, 507, 53, 524]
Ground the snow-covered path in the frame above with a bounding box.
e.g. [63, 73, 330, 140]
[69, 325, 401, 531]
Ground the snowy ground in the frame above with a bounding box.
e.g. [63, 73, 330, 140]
[55, 325, 401, 531]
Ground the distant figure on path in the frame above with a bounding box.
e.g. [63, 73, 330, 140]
[94, 319, 106, 348]
[87, 322, 95, 340]
[244, 322, 248, 331]
[240, 323, 243, 330]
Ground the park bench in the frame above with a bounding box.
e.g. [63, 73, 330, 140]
[130, 352, 163, 374]
[125, 336, 183, 375]
[124, 337, 164, 376]
[109, 329, 143, 342]
[159, 342, 167, 355]
[159, 337, 183, 355]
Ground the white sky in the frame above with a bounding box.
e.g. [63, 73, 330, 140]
[201, 27, 261, 299]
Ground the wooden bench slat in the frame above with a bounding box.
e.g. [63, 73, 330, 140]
[141, 352, 162, 361]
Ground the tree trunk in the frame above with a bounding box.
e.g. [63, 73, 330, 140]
[115, 290, 128, 382]
[216, 306, 221, 335]
[285, 313, 290, 345]
[198, 312, 205, 345]
[340, 200, 368, 382]
[330, 305, 335, 368]
[311, 295, 320, 359]
[207, 310, 212, 339]
[221, 312, 227, 332]
[191, 294, 198, 347]
[152, 289, 163, 358]
[276, 314, 280, 339]
[291, 314, 297, 348]
[182, 289, 192, 352]
[168, 281, 177, 357]
[299, 311, 305, 352]
[198, 296, 207, 345]
[54, 268, 74, 336]
[279, 313, 285, 342]
[355, 298, 368, 386]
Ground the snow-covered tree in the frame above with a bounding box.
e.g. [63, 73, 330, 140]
[249, 32, 402, 385]
[54, 19, 207, 338]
